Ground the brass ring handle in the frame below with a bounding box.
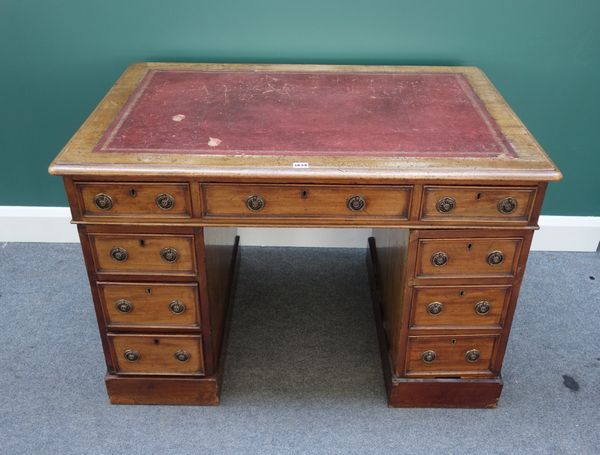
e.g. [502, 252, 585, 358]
[421, 350, 437, 363]
[168, 300, 186, 314]
[94, 193, 113, 210]
[110, 247, 128, 262]
[246, 195, 265, 211]
[347, 195, 366, 212]
[436, 196, 456, 213]
[174, 350, 190, 362]
[487, 250, 504, 266]
[431, 251, 449, 267]
[115, 299, 133, 313]
[474, 300, 491, 315]
[465, 349, 481, 363]
[124, 349, 140, 362]
[497, 197, 518, 214]
[426, 302, 444, 315]
[155, 193, 175, 210]
[160, 247, 178, 263]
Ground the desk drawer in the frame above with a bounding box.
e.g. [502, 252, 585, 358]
[76, 182, 192, 219]
[410, 285, 511, 329]
[98, 283, 200, 328]
[406, 335, 498, 377]
[90, 234, 196, 276]
[109, 334, 204, 375]
[202, 184, 411, 219]
[415, 236, 523, 279]
[420, 186, 536, 224]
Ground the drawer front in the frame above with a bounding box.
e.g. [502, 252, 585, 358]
[410, 286, 511, 329]
[109, 334, 204, 375]
[90, 234, 196, 276]
[77, 182, 192, 219]
[99, 283, 200, 328]
[406, 335, 498, 377]
[202, 184, 411, 219]
[415, 237, 523, 279]
[420, 186, 536, 223]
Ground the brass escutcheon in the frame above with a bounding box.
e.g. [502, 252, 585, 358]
[421, 350, 437, 363]
[246, 195, 265, 211]
[474, 300, 491, 315]
[436, 196, 456, 213]
[431, 251, 449, 267]
[110, 247, 128, 262]
[487, 250, 504, 266]
[124, 349, 140, 362]
[169, 300, 186, 314]
[426, 302, 444, 315]
[465, 349, 481, 363]
[347, 195, 366, 212]
[174, 350, 190, 362]
[160, 247, 178, 263]
[156, 193, 175, 210]
[94, 193, 113, 210]
[497, 197, 517, 214]
[115, 299, 133, 313]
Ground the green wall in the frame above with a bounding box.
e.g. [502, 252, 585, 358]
[1, 0, 599, 215]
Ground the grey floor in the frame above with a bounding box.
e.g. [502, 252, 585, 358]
[0, 243, 598, 455]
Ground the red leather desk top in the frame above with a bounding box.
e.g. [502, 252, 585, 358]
[95, 70, 516, 158]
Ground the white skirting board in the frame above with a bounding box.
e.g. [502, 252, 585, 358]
[0, 206, 598, 252]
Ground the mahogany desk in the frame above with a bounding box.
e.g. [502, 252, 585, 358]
[49, 63, 561, 407]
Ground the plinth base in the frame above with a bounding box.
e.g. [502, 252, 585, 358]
[106, 374, 222, 405]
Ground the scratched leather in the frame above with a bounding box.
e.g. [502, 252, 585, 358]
[96, 70, 516, 158]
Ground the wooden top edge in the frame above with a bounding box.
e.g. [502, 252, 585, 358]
[139, 61, 486, 74]
[48, 162, 562, 182]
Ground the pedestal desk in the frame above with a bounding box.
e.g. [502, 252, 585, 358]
[49, 63, 561, 407]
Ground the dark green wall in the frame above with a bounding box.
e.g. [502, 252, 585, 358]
[1, 0, 599, 215]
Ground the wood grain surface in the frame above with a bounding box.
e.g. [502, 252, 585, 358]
[108, 334, 204, 375]
[98, 282, 200, 328]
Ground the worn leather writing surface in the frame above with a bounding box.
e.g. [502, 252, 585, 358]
[95, 70, 516, 158]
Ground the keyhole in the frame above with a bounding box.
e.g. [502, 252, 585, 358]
[154, 339, 160, 344]
[451, 338, 457, 344]
[129, 188, 137, 197]
[459, 290, 465, 296]
[467, 243, 473, 251]
[139, 239, 145, 247]
[146, 288, 152, 295]
[476, 192, 482, 200]
[301, 190, 309, 199]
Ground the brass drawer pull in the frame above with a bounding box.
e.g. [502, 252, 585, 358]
[246, 195, 265, 211]
[94, 193, 113, 210]
[465, 349, 481, 363]
[474, 300, 491, 315]
[436, 196, 456, 213]
[115, 299, 133, 313]
[421, 350, 437, 363]
[347, 195, 366, 212]
[124, 349, 140, 362]
[156, 193, 175, 210]
[169, 300, 186, 314]
[431, 251, 448, 267]
[160, 247, 178, 263]
[174, 350, 190, 362]
[487, 250, 504, 266]
[497, 197, 518, 214]
[110, 247, 128, 262]
[426, 302, 443, 315]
